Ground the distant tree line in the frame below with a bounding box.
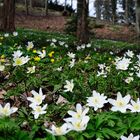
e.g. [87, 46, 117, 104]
[0, 0, 140, 43]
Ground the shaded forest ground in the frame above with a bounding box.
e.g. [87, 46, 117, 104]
[0, 4, 139, 43]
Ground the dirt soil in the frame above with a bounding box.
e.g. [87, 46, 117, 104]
[15, 13, 67, 32]
[15, 13, 138, 42]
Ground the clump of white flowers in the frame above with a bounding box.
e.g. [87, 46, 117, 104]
[67, 52, 75, 59]
[27, 66, 36, 73]
[124, 77, 134, 84]
[27, 41, 34, 50]
[0, 103, 18, 117]
[64, 80, 74, 92]
[37, 50, 46, 59]
[27, 88, 47, 119]
[45, 123, 71, 136]
[129, 98, 140, 112]
[97, 63, 108, 77]
[115, 57, 131, 70]
[13, 31, 18, 37]
[108, 92, 131, 113]
[64, 103, 90, 132]
[120, 133, 139, 140]
[86, 90, 108, 111]
[12, 50, 30, 66]
[125, 50, 134, 58]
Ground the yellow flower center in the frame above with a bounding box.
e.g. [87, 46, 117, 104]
[3, 107, 9, 115]
[74, 122, 81, 129]
[15, 58, 23, 65]
[93, 98, 99, 104]
[35, 106, 42, 113]
[35, 96, 42, 104]
[116, 101, 125, 107]
[134, 104, 140, 110]
[55, 127, 62, 135]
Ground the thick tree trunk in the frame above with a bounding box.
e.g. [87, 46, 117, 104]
[136, 0, 140, 35]
[77, 0, 89, 44]
[0, 0, 15, 32]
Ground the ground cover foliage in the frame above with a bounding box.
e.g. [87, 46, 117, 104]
[0, 29, 140, 140]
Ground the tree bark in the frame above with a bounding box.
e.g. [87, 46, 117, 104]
[0, 0, 15, 32]
[136, 0, 140, 36]
[76, 0, 89, 44]
[45, 0, 48, 16]
[125, 0, 129, 23]
[29, 0, 32, 8]
[25, 0, 29, 15]
[103, 0, 110, 21]
[94, 0, 102, 20]
[64, 0, 67, 11]
[111, 0, 117, 23]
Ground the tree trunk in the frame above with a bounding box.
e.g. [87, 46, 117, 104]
[64, 0, 67, 11]
[111, 0, 117, 23]
[125, 0, 129, 23]
[77, 0, 89, 44]
[94, 0, 102, 20]
[0, 0, 15, 32]
[103, 0, 110, 21]
[29, 0, 32, 8]
[71, 0, 73, 8]
[136, 0, 140, 36]
[45, 0, 48, 16]
[25, 0, 29, 15]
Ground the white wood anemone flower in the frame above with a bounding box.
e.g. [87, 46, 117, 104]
[27, 88, 46, 107]
[120, 133, 140, 140]
[86, 90, 108, 111]
[27, 41, 34, 50]
[67, 52, 75, 59]
[0, 64, 5, 71]
[12, 50, 23, 58]
[69, 59, 76, 68]
[64, 80, 74, 92]
[37, 50, 46, 58]
[32, 104, 47, 119]
[45, 123, 71, 136]
[13, 32, 18, 36]
[66, 103, 89, 120]
[64, 116, 90, 132]
[0, 103, 18, 117]
[108, 92, 131, 113]
[125, 50, 134, 58]
[27, 66, 36, 74]
[128, 98, 140, 112]
[13, 56, 30, 66]
[115, 57, 131, 70]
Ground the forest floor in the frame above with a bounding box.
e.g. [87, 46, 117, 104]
[0, 4, 138, 43]
[15, 13, 138, 43]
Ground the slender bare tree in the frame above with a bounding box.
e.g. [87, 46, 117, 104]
[45, 0, 48, 16]
[94, 0, 102, 20]
[25, 0, 29, 15]
[136, 0, 140, 36]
